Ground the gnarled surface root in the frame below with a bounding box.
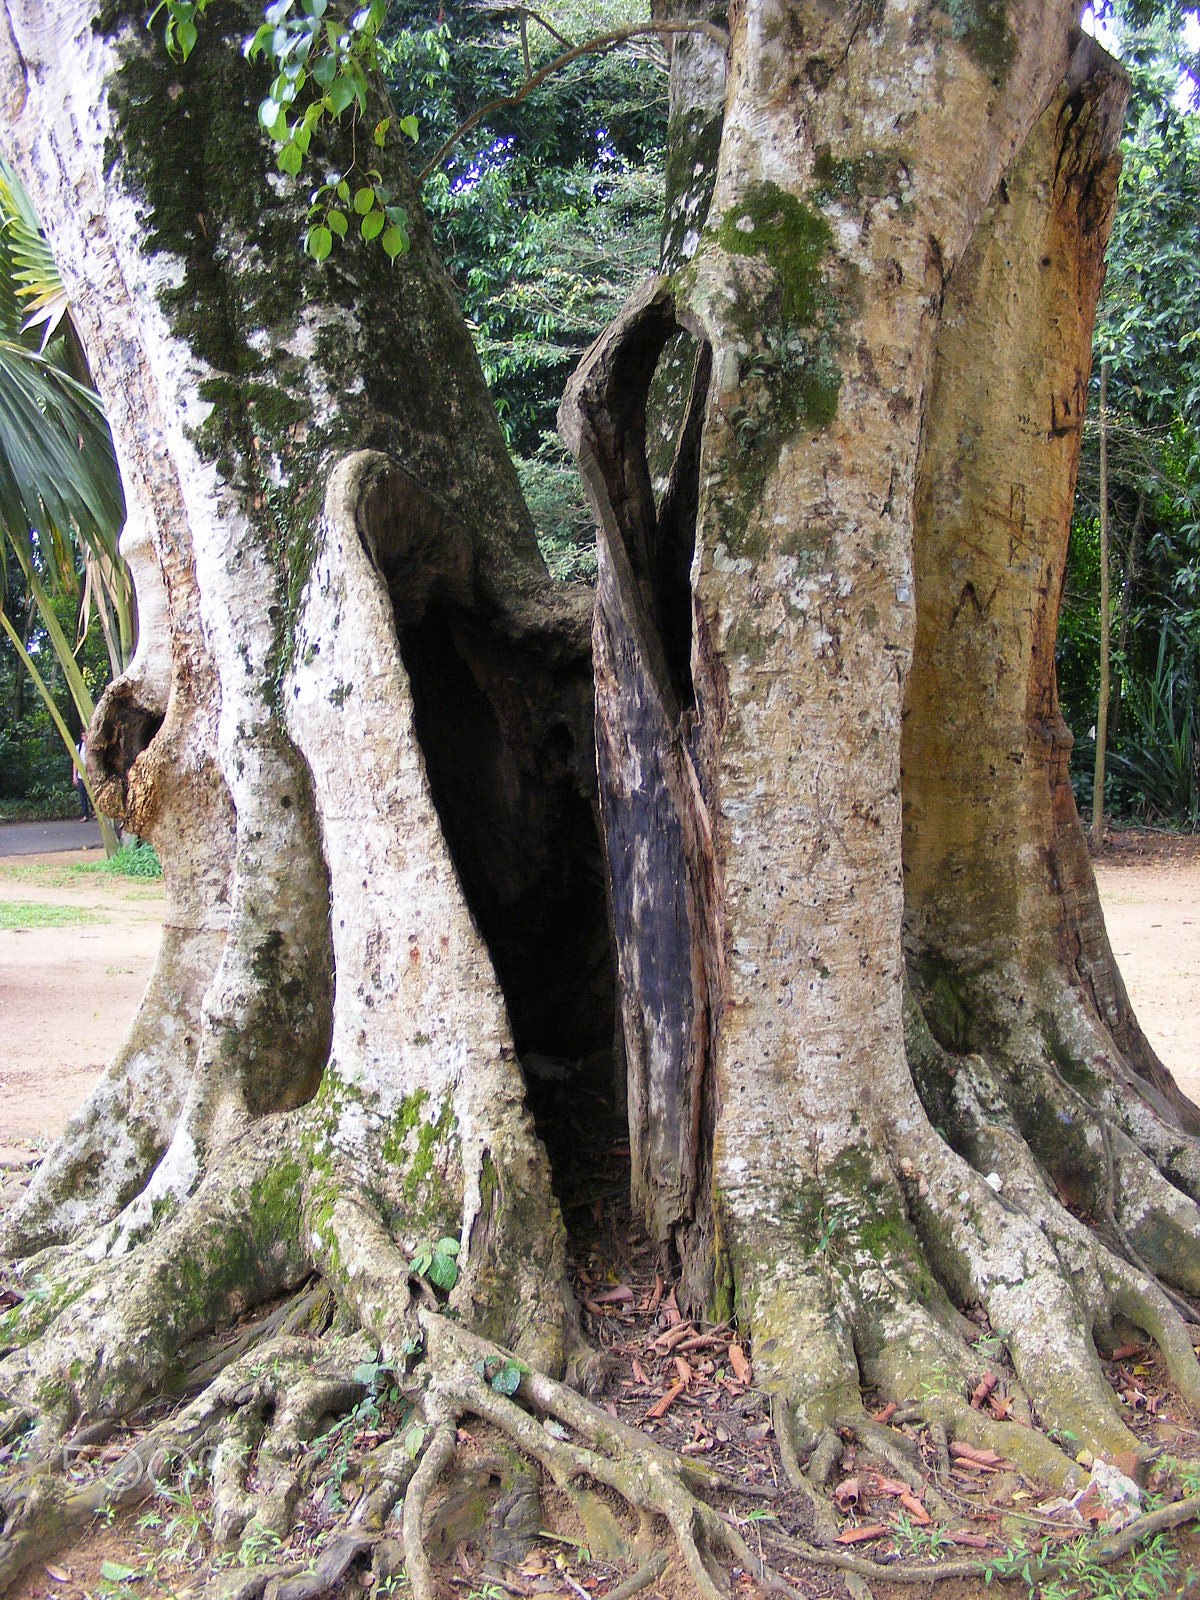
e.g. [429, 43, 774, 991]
[0, 1134, 1197, 1600]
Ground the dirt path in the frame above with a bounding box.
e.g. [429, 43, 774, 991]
[0, 833, 1197, 1600]
[0, 849, 164, 1145]
[1093, 828, 1200, 1105]
[0, 830, 1197, 1140]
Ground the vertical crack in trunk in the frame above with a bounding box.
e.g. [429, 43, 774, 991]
[561, 282, 721, 1279]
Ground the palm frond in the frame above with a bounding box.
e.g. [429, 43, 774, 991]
[0, 337, 124, 556]
[0, 157, 69, 348]
[0, 155, 132, 701]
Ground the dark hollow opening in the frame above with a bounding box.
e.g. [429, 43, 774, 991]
[393, 596, 625, 1212]
[649, 336, 712, 713]
[91, 681, 167, 784]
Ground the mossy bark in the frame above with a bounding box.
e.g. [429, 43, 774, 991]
[0, 0, 601, 1410]
[567, 0, 1200, 1462]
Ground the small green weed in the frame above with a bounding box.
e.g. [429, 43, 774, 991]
[238, 1521, 284, 1567]
[889, 1513, 955, 1557]
[100, 840, 163, 878]
[0, 899, 98, 929]
[985, 1532, 1178, 1600]
[408, 1236, 460, 1292]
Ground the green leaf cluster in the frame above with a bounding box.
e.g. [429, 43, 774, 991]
[0, 161, 128, 838]
[472, 1353, 527, 1394]
[408, 1235, 460, 1291]
[151, 0, 417, 264]
[378, 0, 664, 567]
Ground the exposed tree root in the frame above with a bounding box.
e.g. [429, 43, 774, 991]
[0, 1333, 334, 1586]
[197, 1530, 378, 1600]
[2, 1204, 1200, 1600]
[4, 1059, 1200, 1600]
[759, 1492, 1200, 1587]
[403, 1420, 458, 1600]
[600, 1550, 668, 1600]
[0, 1118, 311, 1451]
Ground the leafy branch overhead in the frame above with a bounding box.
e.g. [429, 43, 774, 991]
[151, 0, 416, 261]
[149, 0, 724, 265]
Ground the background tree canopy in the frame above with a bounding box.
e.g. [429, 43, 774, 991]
[379, 0, 666, 576]
[6, 0, 1200, 828]
[1060, 2, 1200, 828]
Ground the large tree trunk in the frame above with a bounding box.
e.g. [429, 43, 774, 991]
[6, 0, 1200, 1590]
[0, 0, 613, 1419]
[564, 1, 1200, 1469]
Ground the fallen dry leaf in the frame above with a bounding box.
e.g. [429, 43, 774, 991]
[728, 1344, 752, 1384]
[867, 1476, 910, 1498]
[652, 1322, 697, 1355]
[592, 1284, 634, 1305]
[835, 1525, 889, 1544]
[834, 1478, 860, 1509]
[44, 1567, 70, 1584]
[971, 1372, 998, 1409]
[871, 1402, 898, 1424]
[631, 1358, 650, 1387]
[898, 1492, 930, 1525]
[950, 1441, 1007, 1469]
[674, 1356, 694, 1386]
[678, 1331, 728, 1353]
[645, 1381, 686, 1420]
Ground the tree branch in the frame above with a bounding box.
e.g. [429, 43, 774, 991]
[416, 20, 729, 186]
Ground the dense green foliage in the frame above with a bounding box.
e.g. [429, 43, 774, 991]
[0, 160, 129, 821]
[1059, 8, 1200, 828]
[0, 545, 115, 819]
[100, 838, 164, 878]
[380, 0, 666, 577]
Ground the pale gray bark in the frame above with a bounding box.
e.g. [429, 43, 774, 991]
[0, 0, 589, 1375]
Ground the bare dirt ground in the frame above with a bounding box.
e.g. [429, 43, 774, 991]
[0, 831, 1198, 1600]
[0, 847, 164, 1147]
[3, 829, 1195, 1145]
[1093, 828, 1200, 1105]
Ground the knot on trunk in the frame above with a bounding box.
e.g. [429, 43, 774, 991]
[88, 678, 166, 826]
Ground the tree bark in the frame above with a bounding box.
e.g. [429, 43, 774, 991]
[0, 0, 611, 1391]
[6, 1, 1200, 1590]
[566, 4, 1200, 1464]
